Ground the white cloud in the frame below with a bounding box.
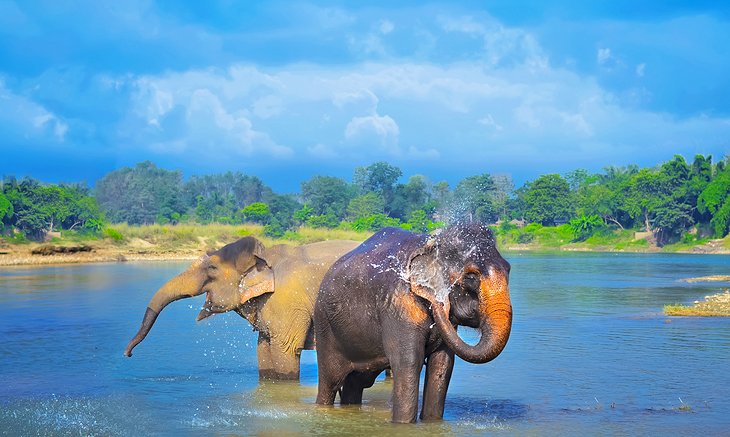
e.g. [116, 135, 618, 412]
[307, 143, 336, 158]
[0, 81, 68, 142]
[478, 114, 503, 131]
[131, 78, 291, 158]
[438, 14, 548, 69]
[379, 19, 394, 34]
[597, 48, 612, 64]
[121, 59, 730, 170]
[345, 114, 399, 146]
[636, 63, 646, 77]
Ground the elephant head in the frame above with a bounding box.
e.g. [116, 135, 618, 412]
[408, 223, 512, 364]
[124, 237, 274, 357]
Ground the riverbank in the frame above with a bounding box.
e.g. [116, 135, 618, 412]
[0, 224, 370, 267]
[1, 224, 729, 267]
[664, 290, 730, 317]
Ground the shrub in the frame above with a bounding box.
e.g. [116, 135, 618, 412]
[351, 214, 401, 232]
[306, 213, 340, 229]
[103, 227, 124, 242]
[263, 218, 285, 238]
[569, 214, 604, 241]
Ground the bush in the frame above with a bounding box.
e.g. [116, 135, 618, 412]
[569, 214, 604, 241]
[263, 218, 285, 238]
[351, 214, 401, 232]
[517, 232, 534, 244]
[306, 213, 340, 229]
[103, 227, 124, 242]
[240, 202, 271, 224]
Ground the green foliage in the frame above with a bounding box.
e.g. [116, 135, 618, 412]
[406, 209, 432, 233]
[452, 174, 497, 222]
[521, 174, 571, 226]
[103, 227, 124, 241]
[306, 213, 341, 229]
[698, 169, 730, 237]
[240, 202, 271, 224]
[5, 153, 730, 248]
[569, 214, 604, 241]
[1, 178, 104, 240]
[351, 213, 401, 232]
[347, 192, 385, 219]
[0, 192, 13, 231]
[293, 204, 314, 224]
[263, 217, 285, 238]
[96, 161, 186, 225]
[301, 176, 354, 220]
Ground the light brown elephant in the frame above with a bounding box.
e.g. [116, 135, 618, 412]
[124, 236, 359, 380]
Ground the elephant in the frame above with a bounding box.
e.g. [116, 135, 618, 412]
[125, 236, 359, 381]
[314, 223, 512, 423]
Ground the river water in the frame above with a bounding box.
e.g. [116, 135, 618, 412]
[1, 253, 729, 436]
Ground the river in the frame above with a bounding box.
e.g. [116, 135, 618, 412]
[1, 252, 728, 435]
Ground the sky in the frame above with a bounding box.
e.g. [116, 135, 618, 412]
[1, 0, 729, 192]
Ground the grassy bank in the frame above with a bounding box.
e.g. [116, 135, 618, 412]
[664, 290, 730, 317]
[2, 222, 730, 267]
[492, 223, 730, 254]
[0, 224, 372, 266]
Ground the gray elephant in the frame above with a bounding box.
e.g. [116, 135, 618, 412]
[125, 236, 359, 380]
[315, 224, 512, 422]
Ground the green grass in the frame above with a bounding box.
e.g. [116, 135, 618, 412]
[664, 304, 730, 317]
[97, 223, 370, 250]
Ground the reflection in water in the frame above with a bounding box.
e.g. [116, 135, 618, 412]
[1, 254, 729, 436]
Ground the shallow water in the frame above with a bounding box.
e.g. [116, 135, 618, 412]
[1, 253, 729, 435]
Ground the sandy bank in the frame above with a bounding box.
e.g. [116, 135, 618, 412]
[664, 290, 730, 317]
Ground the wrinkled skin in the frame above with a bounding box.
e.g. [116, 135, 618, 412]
[125, 237, 359, 381]
[314, 224, 512, 423]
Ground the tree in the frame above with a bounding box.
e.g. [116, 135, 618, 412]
[96, 161, 185, 224]
[240, 202, 271, 224]
[452, 174, 497, 223]
[183, 172, 271, 217]
[300, 176, 354, 220]
[521, 174, 571, 226]
[698, 168, 730, 237]
[491, 174, 514, 220]
[268, 194, 302, 230]
[294, 204, 314, 225]
[347, 192, 385, 220]
[569, 214, 603, 241]
[0, 192, 14, 231]
[353, 162, 402, 212]
[389, 175, 431, 220]
[1, 178, 103, 239]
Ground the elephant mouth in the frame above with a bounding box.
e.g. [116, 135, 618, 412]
[197, 298, 224, 321]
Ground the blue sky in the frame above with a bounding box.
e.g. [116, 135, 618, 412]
[1, 1, 729, 192]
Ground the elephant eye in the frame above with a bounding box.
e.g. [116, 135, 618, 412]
[207, 264, 219, 276]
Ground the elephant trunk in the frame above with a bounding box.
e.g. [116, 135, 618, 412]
[432, 268, 512, 364]
[124, 258, 209, 357]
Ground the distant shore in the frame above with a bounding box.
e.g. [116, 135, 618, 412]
[1, 223, 729, 267]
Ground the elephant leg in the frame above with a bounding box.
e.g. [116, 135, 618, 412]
[268, 341, 301, 381]
[340, 371, 379, 405]
[315, 346, 353, 405]
[257, 332, 275, 380]
[420, 344, 455, 421]
[385, 337, 426, 423]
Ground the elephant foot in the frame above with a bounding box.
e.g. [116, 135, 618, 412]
[259, 369, 300, 381]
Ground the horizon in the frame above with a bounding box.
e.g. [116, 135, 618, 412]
[1, 1, 729, 192]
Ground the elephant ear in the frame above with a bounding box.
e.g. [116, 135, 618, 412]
[407, 237, 451, 304]
[239, 256, 275, 305]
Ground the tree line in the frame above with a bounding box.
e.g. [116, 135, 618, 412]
[2, 155, 729, 245]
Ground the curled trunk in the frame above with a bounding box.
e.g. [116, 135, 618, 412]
[124, 261, 208, 357]
[432, 270, 512, 364]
